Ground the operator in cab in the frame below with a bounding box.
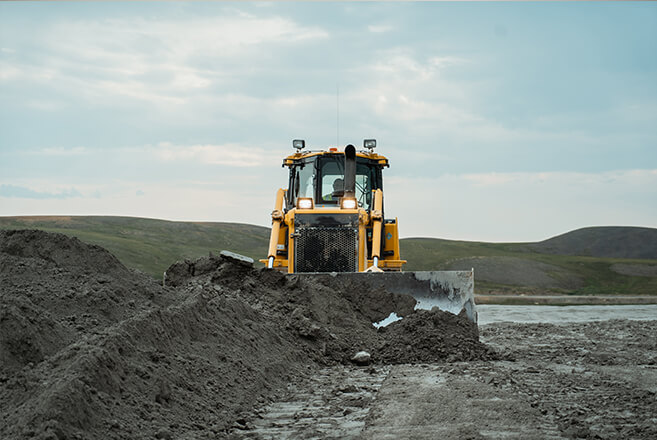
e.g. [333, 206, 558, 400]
[324, 178, 344, 201]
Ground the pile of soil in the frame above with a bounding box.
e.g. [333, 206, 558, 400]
[377, 309, 495, 364]
[1, 230, 492, 439]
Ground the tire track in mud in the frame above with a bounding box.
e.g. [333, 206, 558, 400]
[232, 321, 657, 440]
[361, 363, 564, 440]
[231, 366, 390, 440]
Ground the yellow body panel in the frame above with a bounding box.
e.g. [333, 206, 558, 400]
[283, 150, 389, 167]
[261, 201, 406, 273]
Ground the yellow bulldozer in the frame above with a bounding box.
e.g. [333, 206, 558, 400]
[261, 140, 477, 323]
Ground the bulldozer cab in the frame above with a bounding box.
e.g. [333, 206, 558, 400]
[287, 154, 382, 211]
[263, 140, 405, 273]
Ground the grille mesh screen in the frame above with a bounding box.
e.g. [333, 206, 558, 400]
[295, 227, 358, 272]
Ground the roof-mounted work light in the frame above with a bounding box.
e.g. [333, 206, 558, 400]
[364, 139, 376, 150]
[293, 139, 305, 151]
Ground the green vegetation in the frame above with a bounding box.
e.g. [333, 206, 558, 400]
[0, 216, 269, 278]
[402, 238, 657, 296]
[1, 216, 655, 296]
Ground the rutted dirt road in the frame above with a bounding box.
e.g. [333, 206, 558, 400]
[234, 320, 657, 440]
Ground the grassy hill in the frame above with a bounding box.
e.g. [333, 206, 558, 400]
[401, 237, 657, 296]
[1, 216, 656, 296]
[528, 226, 657, 259]
[0, 216, 269, 278]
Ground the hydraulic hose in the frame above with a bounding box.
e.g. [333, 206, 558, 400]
[267, 188, 286, 268]
[371, 189, 384, 266]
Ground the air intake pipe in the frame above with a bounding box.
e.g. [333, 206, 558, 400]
[344, 144, 356, 198]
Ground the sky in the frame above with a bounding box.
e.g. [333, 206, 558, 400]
[0, 1, 656, 242]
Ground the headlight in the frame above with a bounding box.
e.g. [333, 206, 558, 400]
[363, 139, 376, 150]
[293, 139, 305, 150]
[341, 197, 357, 209]
[297, 197, 313, 209]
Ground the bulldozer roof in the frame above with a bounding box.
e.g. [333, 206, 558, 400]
[283, 148, 389, 168]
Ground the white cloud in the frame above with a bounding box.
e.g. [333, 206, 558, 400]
[347, 50, 489, 138]
[347, 48, 629, 160]
[1, 4, 654, 241]
[462, 173, 517, 187]
[428, 56, 469, 69]
[152, 142, 280, 168]
[2, 12, 329, 106]
[49, 14, 327, 61]
[37, 147, 88, 156]
[24, 99, 65, 112]
[0, 184, 82, 199]
[368, 24, 394, 33]
[13, 146, 88, 156]
[0, 179, 274, 227]
[92, 79, 186, 105]
[385, 169, 657, 242]
[0, 62, 21, 80]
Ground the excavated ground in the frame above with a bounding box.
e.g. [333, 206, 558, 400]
[1, 230, 655, 439]
[1, 230, 491, 440]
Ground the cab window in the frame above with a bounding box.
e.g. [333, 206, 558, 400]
[317, 156, 376, 210]
[296, 162, 315, 199]
[355, 167, 373, 210]
[287, 157, 316, 210]
[319, 159, 344, 203]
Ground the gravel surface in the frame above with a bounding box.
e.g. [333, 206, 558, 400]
[236, 320, 657, 440]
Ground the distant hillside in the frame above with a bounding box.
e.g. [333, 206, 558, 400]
[0, 216, 269, 278]
[394, 226, 657, 296]
[529, 226, 657, 259]
[1, 216, 656, 296]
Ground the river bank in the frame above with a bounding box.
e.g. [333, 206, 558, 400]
[476, 294, 657, 306]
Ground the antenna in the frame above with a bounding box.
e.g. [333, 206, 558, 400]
[336, 82, 339, 148]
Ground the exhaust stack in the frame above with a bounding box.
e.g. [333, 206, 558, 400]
[344, 144, 356, 198]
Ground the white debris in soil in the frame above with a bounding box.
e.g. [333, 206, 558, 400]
[373, 312, 403, 328]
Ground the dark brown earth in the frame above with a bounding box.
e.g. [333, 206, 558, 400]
[233, 321, 657, 440]
[2, 230, 655, 439]
[1, 230, 491, 440]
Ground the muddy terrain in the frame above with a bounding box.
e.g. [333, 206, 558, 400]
[1, 229, 655, 439]
[231, 319, 657, 440]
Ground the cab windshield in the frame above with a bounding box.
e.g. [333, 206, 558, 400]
[318, 156, 376, 210]
[288, 154, 380, 211]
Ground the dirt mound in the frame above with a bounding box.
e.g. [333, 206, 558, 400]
[377, 309, 495, 364]
[0, 230, 172, 376]
[0, 294, 74, 372]
[0, 229, 127, 275]
[1, 230, 492, 439]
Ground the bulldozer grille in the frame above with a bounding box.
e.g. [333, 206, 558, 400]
[294, 214, 358, 273]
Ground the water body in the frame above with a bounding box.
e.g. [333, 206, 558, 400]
[478, 304, 657, 325]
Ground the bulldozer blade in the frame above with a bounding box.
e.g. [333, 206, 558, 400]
[369, 270, 476, 323]
[290, 270, 477, 324]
